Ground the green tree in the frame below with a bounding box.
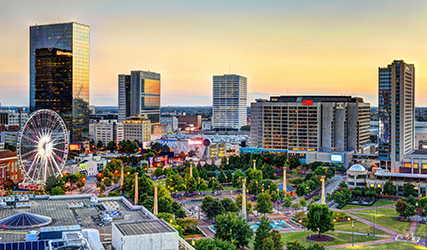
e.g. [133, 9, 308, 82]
[195, 238, 237, 250]
[286, 241, 305, 250]
[201, 196, 225, 220]
[283, 196, 292, 208]
[271, 230, 284, 250]
[254, 217, 274, 250]
[332, 188, 352, 208]
[383, 181, 397, 195]
[215, 213, 253, 248]
[395, 199, 416, 220]
[232, 170, 245, 187]
[402, 183, 418, 197]
[306, 203, 334, 237]
[96, 140, 104, 149]
[106, 141, 116, 152]
[51, 186, 65, 195]
[221, 198, 239, 213]
[256, 192, 273, 214]
[419, 196, 427, 215]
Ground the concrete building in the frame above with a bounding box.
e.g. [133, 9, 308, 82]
[212, 74, 247, 130]
[118, 74, 131, 121]
[112, 220, 178, 250]
[123, 118, 151, 143]
[250, 96, 370, 155]
[0, 150, 23, 187]
[0, 194, 193, 250]
[178, 115, 202, 130]
[129, 71, 161, 123]
[160, 116, 178, 133]
[0, 110, 29, 128]
[89, 120, 124, 145]
[378, 60, 415, 171]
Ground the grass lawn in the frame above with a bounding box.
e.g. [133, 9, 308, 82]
[342, 200, 395, 210]
[416, 223, 427, 238]
[354, 207, 398, 216]
[281, 231, 380, 247]
[223, 186, 238, 191]
[333, 241, 427, 250]
[334, 220, 388, 235]
[352, 213, 411, 234]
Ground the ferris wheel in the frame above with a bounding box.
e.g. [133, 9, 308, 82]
[17, 109, 69, 185]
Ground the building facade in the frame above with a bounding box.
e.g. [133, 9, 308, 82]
[378, 60, 415, 171]
[0, 110, 28, 128]
[0, 151, 23, 187]
[129, 71, 161, 123]
[160, 116, 178, 133]
[178, 115, 202, 130]
[118, 74, 131, 121]
[30, 22, 90, 142]
[123, 118, 151, 143]
[89, 121, 124, 145]
[250, 96, 370, 153]
[212, 74, 247, 130]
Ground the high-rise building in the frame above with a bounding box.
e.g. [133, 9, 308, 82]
[118, 74, 131, 121]
[250, 96, 370, 165]
[30, 22, 90, 143]
[129, 71, 161, 123]
[378, 60, 415, 171]
[212, 74, 247, 130]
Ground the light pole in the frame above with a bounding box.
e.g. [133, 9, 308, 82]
[348, 217, 354, 247]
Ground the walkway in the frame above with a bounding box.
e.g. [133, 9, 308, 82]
[347, 213, 399, 236]
[409, 221, 418, 235]
[327, 238, 395, 249]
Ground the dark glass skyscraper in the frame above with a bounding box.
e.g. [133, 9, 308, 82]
[118, 74, 131, 121]
[30, 22, 90, 143]
[378, 60, 415, 172]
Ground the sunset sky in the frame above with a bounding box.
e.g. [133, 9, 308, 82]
[1, 0, 427, 106]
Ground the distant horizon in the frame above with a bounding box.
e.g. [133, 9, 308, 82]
[2, 1, 427, 106]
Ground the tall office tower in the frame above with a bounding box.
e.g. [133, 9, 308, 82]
[30, 22, 90, 143]
[118, 74, 131, 121]
[129, 71, 161, 123]
[250, 96, 370, 153]
[212, 74, 247, 130]
[378, 60, 415, 172]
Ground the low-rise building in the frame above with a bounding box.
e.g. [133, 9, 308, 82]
[89, 120, 123, 145]
[160, 116, 178, 133]
[123, 118, 151, 143]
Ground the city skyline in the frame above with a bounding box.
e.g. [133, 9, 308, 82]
[2, 0, 427, 107]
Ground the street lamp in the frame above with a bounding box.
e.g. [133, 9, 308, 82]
[348, 217, 354, 247]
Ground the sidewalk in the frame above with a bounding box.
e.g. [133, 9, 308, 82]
[347, 213, 398, 236]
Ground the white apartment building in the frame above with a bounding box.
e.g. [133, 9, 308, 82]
[123, 119, 151, 143]
[89, 120, 124, 145]
[212, 74, 247, 130]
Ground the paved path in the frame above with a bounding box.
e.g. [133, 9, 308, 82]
[347, 213, 399, 236]
[327, 238, 395, 249]
[410, 221, 418, 235]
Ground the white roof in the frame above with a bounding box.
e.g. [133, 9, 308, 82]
[348, 164, 366, 172]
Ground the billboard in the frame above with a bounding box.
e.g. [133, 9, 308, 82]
[330, 154, 343, 163]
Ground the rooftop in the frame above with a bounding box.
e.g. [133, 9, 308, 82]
[0, 150, 16, 160]
[257, 95, 365, 103]
[375, 171, 427, 179]
[0, 195, 157, 243]
[115, 220, 176, 236]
